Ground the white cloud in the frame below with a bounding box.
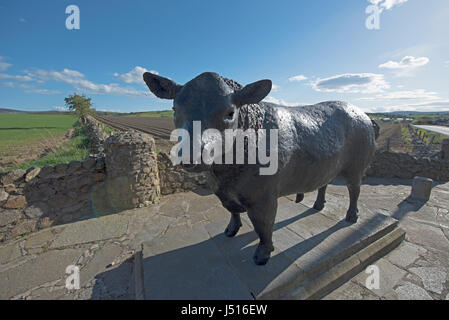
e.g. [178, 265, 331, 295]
[0, 80, 60, 94]
[0, 73, 33, 81]
[75, 81, 149, 96]
[114, 66, 158, 85]
[312, 73, 389, 93]
[368, 0, 408, 11]
[25, 68, 150, 97]
[369, 100, 449, 113]
[358, 89, 440, 101]
[263, 96, 307, 107]
[271, 84, 280, 92]
[288, 75, 307, 82]
[52, 106, 66, 111]
[445, 61, 449, 68]
[379, 56, 429, 69]
[0, 63, 12, 71]
[0, 56, 12, 71]
[19, 18, 26, 23]
[28, 68, 85, 83]
[26, 88, 61, 95]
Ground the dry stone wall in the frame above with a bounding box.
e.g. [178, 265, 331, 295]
[366, 151, 449, 181]
[157, 152, 210, 195]
[0, 157, 106, 242]
[83, 115, 108, 155]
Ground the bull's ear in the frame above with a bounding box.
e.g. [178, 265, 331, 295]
[232, 79, 272, 106]
[143, 72, 182, 100]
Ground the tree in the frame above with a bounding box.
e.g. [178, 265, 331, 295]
[64, 93, 95, 119]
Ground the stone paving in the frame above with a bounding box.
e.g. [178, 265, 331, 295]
[322, 177, 449, 300]
[0, 177, 448, 300]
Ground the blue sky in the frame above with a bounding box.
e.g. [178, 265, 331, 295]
[0, 0, 448, 113]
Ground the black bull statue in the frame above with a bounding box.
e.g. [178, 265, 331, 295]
[144, 72, 378, 265]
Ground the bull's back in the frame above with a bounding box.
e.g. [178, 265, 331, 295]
[269, 101, 375, 195]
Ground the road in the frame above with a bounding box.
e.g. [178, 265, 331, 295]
[413, 125, 449, 136]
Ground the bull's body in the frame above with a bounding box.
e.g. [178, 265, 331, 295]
[212, 101, 376, 215]
[144, 72, 377, 265]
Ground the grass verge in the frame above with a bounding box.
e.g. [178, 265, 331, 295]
[401, 125, 413, 146]
[2, 123, 90, 172]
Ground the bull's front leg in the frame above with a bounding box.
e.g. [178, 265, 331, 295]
[247, 197, 277, 265]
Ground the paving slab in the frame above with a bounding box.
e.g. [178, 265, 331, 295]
[386, 241, 427, 268]
[0, 248, 84, 299]
[0, 242, 22, 265]
[409, 266, 447, 294]
[353, 258, 407, 297]
[50, 214, 130, 248]
[141, 224, 253, 300]
[322, 280, 380, 300]
[395, 281, 434, 300]
[139, 196, 403, 300]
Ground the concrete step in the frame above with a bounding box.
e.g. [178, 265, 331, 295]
[277, 227, 405, 300]
[135, 198, 405, 300]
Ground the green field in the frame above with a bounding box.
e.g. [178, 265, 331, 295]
[0, 113, 90, 172]
[6, 126, 90, 171]
[0, 114, 78, 154]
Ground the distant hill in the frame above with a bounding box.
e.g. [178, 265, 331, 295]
[0, 108, 29, 113]
[389, 111, 449, 116]
[0, 108, 122, 116]
[368, 111, 449, 117]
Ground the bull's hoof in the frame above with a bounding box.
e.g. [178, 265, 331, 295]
[345, 210, 359, 224]
[253, 244, 274, 266]
[313, 201, 325, 211]
[224, 221, 242, 237]
[295, 193, 304, 203]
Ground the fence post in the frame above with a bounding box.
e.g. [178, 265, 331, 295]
[442, 139, 449, 160]
[410, 176, 433, 201]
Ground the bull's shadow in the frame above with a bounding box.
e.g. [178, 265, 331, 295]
[91, 207, 353, 300]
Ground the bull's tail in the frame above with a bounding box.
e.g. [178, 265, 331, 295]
[371, 120, 380, 140]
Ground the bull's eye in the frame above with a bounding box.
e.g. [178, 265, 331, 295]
[225, 111, 234, 120]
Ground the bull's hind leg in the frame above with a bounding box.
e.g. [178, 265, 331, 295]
[247, 198, 277, 265]
[225, 213, 242, 237]
[295, 193, 304, 203]
[313, 185, 327, 211]
[345, 176, 362, 223]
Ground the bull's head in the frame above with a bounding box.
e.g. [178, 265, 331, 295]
[143, 72, 272, 169]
